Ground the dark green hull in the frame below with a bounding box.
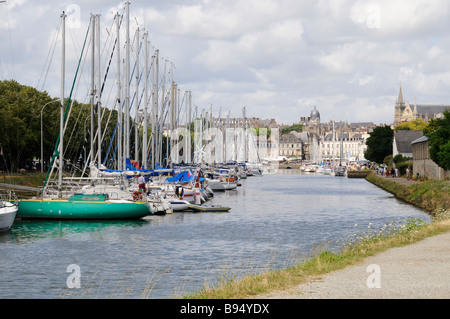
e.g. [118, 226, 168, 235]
[18, 197, 152, 220]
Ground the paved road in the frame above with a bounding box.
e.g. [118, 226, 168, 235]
[258, 231, 450, 299]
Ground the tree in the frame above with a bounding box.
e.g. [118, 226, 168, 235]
[281, 124, 303, 135]
[364, 125, 393, 164]
[0, 80, 56, 171]
[394, 119, 428, 131]
[424, 110, 450, 170]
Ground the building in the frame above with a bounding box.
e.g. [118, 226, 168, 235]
[394, 87, 450, 127]
[411, 136, 450, 180]
[299, 106, 321, 126]
[279, 133, 303, 158]
[393, 130, 423, 158]
[281, 106, 372, 162]
[321, 132, 367, 162]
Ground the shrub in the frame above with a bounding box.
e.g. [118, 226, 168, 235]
[396, 162, 412, 176]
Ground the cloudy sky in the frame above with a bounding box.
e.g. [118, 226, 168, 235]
[1, 0, 450, 126]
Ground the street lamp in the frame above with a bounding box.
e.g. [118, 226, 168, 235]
[41, 99, 60, 172]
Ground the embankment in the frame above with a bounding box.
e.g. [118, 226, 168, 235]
[365, 173, 450, 214]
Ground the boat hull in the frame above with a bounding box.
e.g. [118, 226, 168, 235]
[0, 203, 17, 231]
[187, 204, 231, 213]
[17, 199, 151, 220]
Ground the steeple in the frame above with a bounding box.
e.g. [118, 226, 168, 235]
[397, 86, 404, 105]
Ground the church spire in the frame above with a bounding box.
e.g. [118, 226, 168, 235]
[397, 86, 404, 105]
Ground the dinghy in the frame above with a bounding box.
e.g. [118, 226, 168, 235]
[187, 204, 231, 213]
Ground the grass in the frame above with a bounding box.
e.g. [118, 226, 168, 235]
[1, 172, 46, 188]
[365, 173, 450, 213]
[184, 216, 450, 299]
[183, 173, 450, 299]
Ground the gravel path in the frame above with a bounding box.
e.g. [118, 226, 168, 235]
[257, 231, 450, 299]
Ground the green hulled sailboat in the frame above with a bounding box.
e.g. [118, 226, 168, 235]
[18, 194, 151, 220]
[17, 12, 152, 221]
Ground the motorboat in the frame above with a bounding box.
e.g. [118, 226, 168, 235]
[334, 165, 347, 177]
[169, 199, 190, 211]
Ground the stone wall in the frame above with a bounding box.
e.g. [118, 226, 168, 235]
[413, 159, 450, 180]
[412, 138, 450, 180]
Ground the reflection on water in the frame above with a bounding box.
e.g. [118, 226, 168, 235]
[3, 220, 148, 245]
[0, 171, 430, 298]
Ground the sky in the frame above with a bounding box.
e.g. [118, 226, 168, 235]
[1, 0, 450, 126]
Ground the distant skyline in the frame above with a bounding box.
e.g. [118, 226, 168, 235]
[1, 0, 450, 126]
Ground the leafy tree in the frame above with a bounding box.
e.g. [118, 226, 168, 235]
[281, 123, 303, 135]
[395, 119, 428, 131]
[0, 80, 134, 173]
[0, 80, 57, 171]
[393, 154, 410, 164]
[364, 125, 393, 164]
[424, 110, 450, 170]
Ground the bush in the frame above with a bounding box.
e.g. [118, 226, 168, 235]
[393, 154, 412, 164]
[396, 162, 412, 176]
[383, 155, 393, 168]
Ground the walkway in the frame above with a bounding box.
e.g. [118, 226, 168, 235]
[257, 230, 450, 299]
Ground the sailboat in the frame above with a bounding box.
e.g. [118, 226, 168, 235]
[17, 12, 152, 220]
[0, 188, 18, 231]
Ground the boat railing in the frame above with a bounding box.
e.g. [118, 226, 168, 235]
[0, 188, 18, 205]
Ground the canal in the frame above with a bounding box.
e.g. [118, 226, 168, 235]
[0, 170, 430, 298]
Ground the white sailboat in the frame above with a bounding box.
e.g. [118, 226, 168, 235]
[0, 188, 17, 232]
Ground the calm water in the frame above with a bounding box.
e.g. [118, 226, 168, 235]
[0, 170, 430, 299]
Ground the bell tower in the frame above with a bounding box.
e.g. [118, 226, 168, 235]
[394, 86, 405, 127]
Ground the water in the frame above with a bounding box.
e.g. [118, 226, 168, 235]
[0, 170, 430, 299]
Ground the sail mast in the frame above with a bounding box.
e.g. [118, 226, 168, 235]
[115, 12, 123, 170]
[96, 14, 102, 168]
[90, 14, 95, 167]
[135, 27, 140, 163]
[124, 1, 131, 166]
[58, 11, 66, 197]
[143, 31, 149, 168]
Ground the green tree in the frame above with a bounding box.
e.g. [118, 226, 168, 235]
[0, 80, 131, 173]
[0, 80, 57, 171]
[364, 125, 393, 164]
[423, 110, 450, 170]
[394, 119, 428, 131]
[281, 123, 303, 135]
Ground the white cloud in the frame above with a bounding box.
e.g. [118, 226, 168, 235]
[1, 0, 450, 126]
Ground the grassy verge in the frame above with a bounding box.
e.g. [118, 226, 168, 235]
[366, 173, 450, 213]
[1, 173, 46, 188]
[183, 173, 450, 299]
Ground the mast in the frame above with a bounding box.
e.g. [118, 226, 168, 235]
[90, 14, 95, 167]
[160, 59, 167, 166]
[135, 27, 140, 163]
[96, 14, 102, 167]
[58, 11, 66, 197]
[152, 49, 159, 169]
[115, 12, 123, 170]
[143, 31, 149, 168]
[124, 1, 130, 167]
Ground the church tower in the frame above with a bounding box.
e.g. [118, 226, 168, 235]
[394, 86, 406, 127]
